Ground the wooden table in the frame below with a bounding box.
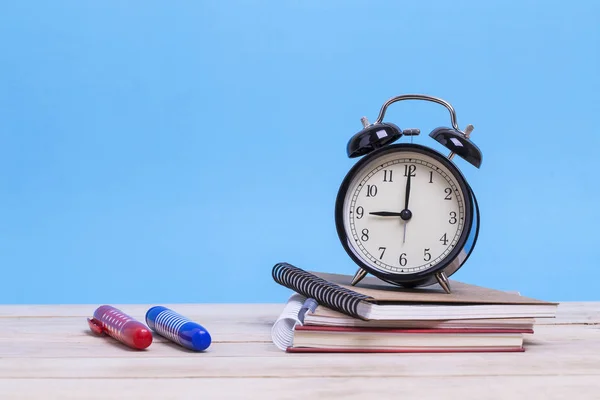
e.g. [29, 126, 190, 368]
[1, 302, 599, 399]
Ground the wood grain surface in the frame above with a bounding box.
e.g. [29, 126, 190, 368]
[0, 302, 599, 399]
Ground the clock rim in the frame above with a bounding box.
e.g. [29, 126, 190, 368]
[334, 143, 474, 285]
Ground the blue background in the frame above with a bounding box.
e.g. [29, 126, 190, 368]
[1, 1, 598, 304]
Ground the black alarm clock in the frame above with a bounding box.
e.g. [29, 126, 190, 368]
[334, 94, 482, 293]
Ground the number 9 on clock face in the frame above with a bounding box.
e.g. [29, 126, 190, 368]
[335, 143, 475, 286]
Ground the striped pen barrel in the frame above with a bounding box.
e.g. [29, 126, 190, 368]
[87, 305, 153, 350]
[145, 306, 212, 351]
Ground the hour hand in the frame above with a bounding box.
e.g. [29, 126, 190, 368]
[369, 211, 403, 217]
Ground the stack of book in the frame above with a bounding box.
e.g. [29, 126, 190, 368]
[270, 262, 558, 353]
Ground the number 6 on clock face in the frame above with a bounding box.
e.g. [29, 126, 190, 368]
[335, 143, 476, 287]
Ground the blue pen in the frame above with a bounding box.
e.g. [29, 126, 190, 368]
[145, 306, 212, 351]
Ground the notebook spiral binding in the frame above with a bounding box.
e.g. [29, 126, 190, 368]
[272, 262, 371, 320]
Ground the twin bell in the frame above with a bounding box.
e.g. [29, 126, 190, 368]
[345, 94, 482, 169]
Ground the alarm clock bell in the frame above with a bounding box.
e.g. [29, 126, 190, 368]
[347, 94, 483, 168]
[346, 120, 402, 158]
[429, 126, 482, 169]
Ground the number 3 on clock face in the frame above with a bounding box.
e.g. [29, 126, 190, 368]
[335, 143, 474, 285]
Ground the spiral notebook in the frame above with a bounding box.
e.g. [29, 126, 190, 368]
[272, 262, 558, 321]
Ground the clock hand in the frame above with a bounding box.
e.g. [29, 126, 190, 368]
[401, 171, 412, 243]
[400, 171, 413, 222]
[369, 211, 403, 217]
[404, 172, 411, 211]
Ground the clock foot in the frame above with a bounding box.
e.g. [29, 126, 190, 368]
[351, 268, 368, 286]
[435, 271, 452, 294]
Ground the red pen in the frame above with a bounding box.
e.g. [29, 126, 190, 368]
[87, 305, 153, 350]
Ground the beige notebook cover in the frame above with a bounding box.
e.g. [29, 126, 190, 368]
[311, 271, 557, 306]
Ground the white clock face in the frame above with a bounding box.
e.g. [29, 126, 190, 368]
[341, 148, 468, 275]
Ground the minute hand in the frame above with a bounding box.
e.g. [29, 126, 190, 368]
[399, 171, 413, 223]
[404, 173, 411, 210]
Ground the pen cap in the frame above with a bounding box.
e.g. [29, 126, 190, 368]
[92, 305, 153, 350]
[146, 306, 211, 351]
